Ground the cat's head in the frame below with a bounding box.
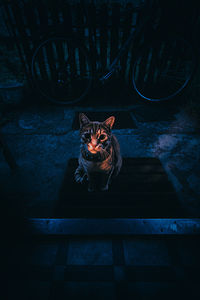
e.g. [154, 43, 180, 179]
[79, 113, 115, 155]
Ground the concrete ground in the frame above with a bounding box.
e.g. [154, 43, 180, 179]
[2, 87, 200, 300]
[0, 85, 200, 218]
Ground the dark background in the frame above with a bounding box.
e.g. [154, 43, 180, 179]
[1, 1, 200, 299]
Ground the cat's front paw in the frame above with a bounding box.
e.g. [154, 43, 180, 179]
[75, 172, 86, 184]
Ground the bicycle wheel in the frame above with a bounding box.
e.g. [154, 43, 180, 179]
[132, 36, 196, 102]
[31, 37, 93, 105]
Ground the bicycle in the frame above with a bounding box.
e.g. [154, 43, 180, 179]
[31, 1, 196, 105]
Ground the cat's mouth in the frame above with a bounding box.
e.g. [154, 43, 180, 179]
[89, 149, 98, 154]
[88, 143, 101, 154]
[88, 148, 100, 154]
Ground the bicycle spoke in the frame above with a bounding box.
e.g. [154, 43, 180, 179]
[31, 37, 93, 104]
[132, 35, 195, 101]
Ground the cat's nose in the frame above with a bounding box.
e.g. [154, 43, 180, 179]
[88, 140, 98, 151]
[88, 143, 96, 150]
[91, 139, 97, 147]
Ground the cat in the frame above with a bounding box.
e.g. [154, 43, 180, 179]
[75, 113, 122, 192]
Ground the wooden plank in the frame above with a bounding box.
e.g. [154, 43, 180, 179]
[62, 2, 76, 76]
[43, 39, 57, 83]
[87, 2, 97, 73]
[75, 2, 86, 76]
[54, 205, 181, 218]
[61, 185, 175, 195]
[148, 38, 175, 99]
[24, 0, 49, 84]
[32, 44, 49, 82]
[1, 2, 31, 81]
[9, 1, 33, 75]
[133, 43, 151, 94]
[56, 156, 181, 218]
[110, 2, 120, 65]
[64, 265, 113, 282]
[68, 162, 164, 174]
[67, 157, 163, 167]
[35, 0, 49, 36]
[18, 1, 48, 82]
[48, 0, 60, 26]
[26, 218, 200, 235]
[34, 0, 55, 81]
[62, 1, 74, 35]
[145, 42, 159, 88]
[63, 191, 176, 199]
[120, 3, 133, 76]
[34, 0, 50, 84]
[60, 192, 178, 204]
[118, 165, 165, 174]
[48, 0, 66, 68]
[65, 172, 172, 185]
[23, 1, 39, 46]
[69, 162, 165, 173]
[127, 5, 151, 85]
[99, 3, 108, 71]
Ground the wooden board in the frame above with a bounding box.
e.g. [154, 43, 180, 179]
[55, 157, 184, 218]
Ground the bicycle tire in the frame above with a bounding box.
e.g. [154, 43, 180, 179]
[31, 37, 93, 105]
[132, 35, 196, 102]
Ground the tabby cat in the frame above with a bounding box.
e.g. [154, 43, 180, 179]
[75, 113, 122, 192]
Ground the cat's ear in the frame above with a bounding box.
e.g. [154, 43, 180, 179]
[79, 113, 90, 128]
[103, 116, 115, 130]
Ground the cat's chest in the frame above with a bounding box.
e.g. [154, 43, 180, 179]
[81, 153, 113, 173]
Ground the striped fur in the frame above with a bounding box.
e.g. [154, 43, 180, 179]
[75, 113, 122, 192]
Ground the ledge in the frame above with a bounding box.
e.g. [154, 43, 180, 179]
[25, 218, 200, 236]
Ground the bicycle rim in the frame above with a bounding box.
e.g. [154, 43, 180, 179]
[132, 36, 196, 102]
[31, 37, 93, 105]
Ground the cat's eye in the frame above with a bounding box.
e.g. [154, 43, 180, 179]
[84, 133, 90, 139]
[99, 134, 106, 140]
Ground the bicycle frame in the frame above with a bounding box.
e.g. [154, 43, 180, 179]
[99, 30, 136, 82]
[99, 3, 153, 82]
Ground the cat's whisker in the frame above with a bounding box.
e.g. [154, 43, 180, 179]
[101, 148, 110, 160]
[102, 148, 110, 156]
